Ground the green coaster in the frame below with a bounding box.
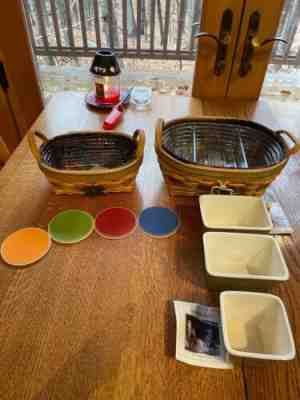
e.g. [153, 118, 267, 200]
[48, 209, 94, 244]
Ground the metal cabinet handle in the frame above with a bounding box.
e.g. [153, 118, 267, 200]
[194, 32, 223, 46]
[239, 11, 287, 77]
[193, 9, 233, 76]
[255, 37, 287, 48]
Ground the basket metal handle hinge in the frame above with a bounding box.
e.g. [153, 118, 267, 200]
[83, 185, 107, 196]
[211, 182, 234, 195]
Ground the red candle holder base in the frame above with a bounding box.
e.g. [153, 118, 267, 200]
[86, 90, 128, 110]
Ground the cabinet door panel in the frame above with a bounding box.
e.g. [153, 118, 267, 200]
[0, 0, 43, 137]
[192, 0, 245, 98]
[227, 0, 285, 99]
[0, 87, 20, 152]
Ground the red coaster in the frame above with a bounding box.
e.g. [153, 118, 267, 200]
[95, 207, 137, 239]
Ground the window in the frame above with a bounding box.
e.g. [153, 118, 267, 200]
[263, 0, 300, 98]
[23, 0, 203, 98]
[23, 0, 299, 99]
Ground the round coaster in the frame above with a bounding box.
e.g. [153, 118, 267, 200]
[1, 227, 51, 267]
[48, 210, 94, 244]
[139, 207, 179, 238]
[95, 207, 137, 239]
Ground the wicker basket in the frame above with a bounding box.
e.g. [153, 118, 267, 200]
[28, 129, 145, 195]
[155, 117, 300, 197]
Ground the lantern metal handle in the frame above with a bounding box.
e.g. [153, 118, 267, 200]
[193, 8, 233, 76]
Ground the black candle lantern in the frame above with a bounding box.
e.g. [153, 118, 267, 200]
[90, 49, 121, 104]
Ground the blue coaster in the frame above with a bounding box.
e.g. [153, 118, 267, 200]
[139, 207, 179, 238]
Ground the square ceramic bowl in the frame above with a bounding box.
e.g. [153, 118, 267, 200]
[203, 232, 289, 290]
[220, 291, 295, 362]
[199, 195, 273, 232]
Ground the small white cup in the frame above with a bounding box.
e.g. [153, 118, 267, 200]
[203, 232, 289, 290]
[199, 195, 273, 232]
[220, 291, 296, 361]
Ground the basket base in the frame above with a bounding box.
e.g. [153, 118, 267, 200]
[48, 180, 136, 195]
[163, 175, 269, 197]
[166, 186, 267, 197]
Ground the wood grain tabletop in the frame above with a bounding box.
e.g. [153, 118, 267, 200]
[0, 92, 299, 400]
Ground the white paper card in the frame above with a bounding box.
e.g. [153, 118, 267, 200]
[174, 300, 233, 369]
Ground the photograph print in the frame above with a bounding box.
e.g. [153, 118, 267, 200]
[185, 314, 221, 356]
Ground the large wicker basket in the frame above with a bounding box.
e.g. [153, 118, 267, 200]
[155, 117, 300, 197]
[28, 129, 145, 195]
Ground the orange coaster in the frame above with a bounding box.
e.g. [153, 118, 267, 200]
[1, 227, 51, 267]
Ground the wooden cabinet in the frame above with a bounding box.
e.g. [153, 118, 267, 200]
[0, 0, 43, 151]
[192, 0, 245, 98]
[228, 0, 285, 98]
[0, 58, 20, 152]
[192, 0, 285, 99]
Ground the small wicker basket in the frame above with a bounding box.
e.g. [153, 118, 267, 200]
[155, 117, 300, 197]
[28, 129, 145, 195]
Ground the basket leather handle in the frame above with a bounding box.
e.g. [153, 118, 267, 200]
[133, 129, 145, 160]
[276, 130, 300, 156]
[28, 130, 48, 162]
[155, 118, 165, 152]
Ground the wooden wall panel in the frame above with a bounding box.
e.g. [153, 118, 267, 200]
[0, 0, 43, 143]
[0, 87, 20, 152]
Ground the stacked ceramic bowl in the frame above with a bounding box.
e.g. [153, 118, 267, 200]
[199, 195, 295, 363]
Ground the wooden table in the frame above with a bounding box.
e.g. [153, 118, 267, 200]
[0, 92, 300, 400]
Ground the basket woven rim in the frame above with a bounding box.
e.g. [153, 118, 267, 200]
[41, 130, 134, 140]
[39, 130, 141, 175]
[157, 147, 288, 175]
[160, 117, 288, 171]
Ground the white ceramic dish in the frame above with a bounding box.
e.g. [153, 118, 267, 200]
[220, 291, 296, 361]
[199, 195, 273, 232]
[203, 232, 289, 290]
